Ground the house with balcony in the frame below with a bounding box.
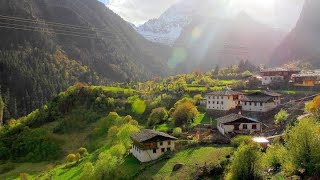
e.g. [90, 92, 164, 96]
[131, 129, 177, 162]
[205, 89, 244, 111]
[240, 91, 281, 112]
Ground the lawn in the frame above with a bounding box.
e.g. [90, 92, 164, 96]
[136, 146, 233, 180]
[193, 113, 216, 127]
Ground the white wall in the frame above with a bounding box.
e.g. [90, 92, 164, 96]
[132, 140, 175, 163]
[241, 97, 280, 112]
[217, 122, 261, 135]
[262, 76, 284, 85]
[206, 95, 241, 111]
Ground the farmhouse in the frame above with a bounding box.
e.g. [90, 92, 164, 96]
[205, 89, 244, 111]
[260, 68, 300, 85]
[217, 113, 262, 135]
[292, 72, 320, 87]
[131, 129, 177, 162]
[240, 91, 281, 112]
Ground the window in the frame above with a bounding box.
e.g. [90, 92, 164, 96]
[213, 96, 215, 99]
[208, 101, 211, 104]
[260, 102, 263, 106]
[153, 149, 157, 153]
[221, 96, 223, 99]
[243, 124, 248, 129]
[252, 124, 257, 129]
[160, 142, 163, 146]
[245, 102, 247, 106]
[221, 101, 223, 105]
[249, 102, 252, 106]
[161, 148, 165, 153]
[254, 102, 257, 106]
[168, 141, 171, 145]
[167, 148, 171, 151]
[217, 96, 219, 99]
[217, 101, 219, 104]
[213, 101, 215, 104]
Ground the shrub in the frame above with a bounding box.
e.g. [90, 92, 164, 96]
[66, 154, 76, 163]
[173, 127, 182, 137]
[81, 162, 95, 180]
[231, 135, 252, 147]
[75, 153, 81, 162]
[78, 147, 89, 157]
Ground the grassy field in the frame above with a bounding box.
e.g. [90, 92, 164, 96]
[193, 113, 216, 127]
[134, 146, 233, 180]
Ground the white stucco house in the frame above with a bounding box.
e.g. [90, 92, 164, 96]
[217, 113, 262, 135]
[131, 129, 177, 163]
[240, 91, 281, 112]
[205, 89, 244, 111]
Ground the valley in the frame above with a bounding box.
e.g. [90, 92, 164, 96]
[1, 0, 320, 179]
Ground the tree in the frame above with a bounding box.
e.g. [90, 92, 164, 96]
[78, 147, 89, 157]
[225, 144, 262, 180]
[0, 96, 4, 126]
[173, 127, 182, 137]
[66, 154, 76, 163]
[81, 162, 95, 180]
[148, 107, 168, 126]
[284, 119, 320, 175]
[274, 109, 289, 126]
[306, 95, 320, 119]
[172, 101, 199, 127]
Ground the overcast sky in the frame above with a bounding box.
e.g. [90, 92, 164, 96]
[99, 0, 305, 29]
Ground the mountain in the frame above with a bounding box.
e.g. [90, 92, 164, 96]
[171, 13, 286, 72]
[0, 0, 170, 120]
[136, 0, 228, 46]
[271, 0, 320, 67]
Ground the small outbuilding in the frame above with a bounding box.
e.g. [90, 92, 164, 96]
[131, 129, 177, 162]
[217, 113, 262, 135]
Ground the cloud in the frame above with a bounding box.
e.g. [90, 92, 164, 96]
[106, 0, 180, 25]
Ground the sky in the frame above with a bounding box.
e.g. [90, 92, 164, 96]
[99, 0, 304, 30]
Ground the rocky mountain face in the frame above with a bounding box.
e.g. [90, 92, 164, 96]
[172, 13, 286, 72]
[0, 0, 170, 119]
[271, 0, 320, 67]
[136, 0, 228, 46]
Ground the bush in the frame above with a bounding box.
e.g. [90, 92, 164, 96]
[66, 154, 76, 163]
[173, 127, 182, 137]
[78, 147, 89, 157]
[81, 162, 95, 180]
[231, 135, 252, 147]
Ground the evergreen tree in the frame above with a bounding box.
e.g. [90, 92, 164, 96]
[0, 96, 4, 126]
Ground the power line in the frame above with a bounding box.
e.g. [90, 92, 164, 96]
[0, 24, 98, 39]
[0, 14, 109, 33]
[0, 21, 98, 37]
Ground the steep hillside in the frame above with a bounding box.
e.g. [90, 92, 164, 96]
[0, 0, 170, 120]
[271, 0, 320, 67]
[172, 13, 285, 72]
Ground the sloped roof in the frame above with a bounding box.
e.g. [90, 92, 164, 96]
[240, 91, 281, 102]
[260, 68, 300, 73]
[217, 113, 260, 124]
[206, 89, 243, 96]
[131, 129, 177, 143]
[240, 96, 273, 102]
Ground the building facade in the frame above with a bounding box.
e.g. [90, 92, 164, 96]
[260, 68, 300, 85]
[131, 129, 177, 162]
[292, 73, 320, 87]
[240, 91, 281, 112]
[217, 113, 262, 135]
[205, 90, 244, 111]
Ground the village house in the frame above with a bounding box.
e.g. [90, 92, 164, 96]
[240, 91, 281, 112]
[260, 68, 301, 85]
[217, 113, 262, 135]
[292, 72, 320, 87]
[131, 129, 177, 162]
[205, 89, 244, 111]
